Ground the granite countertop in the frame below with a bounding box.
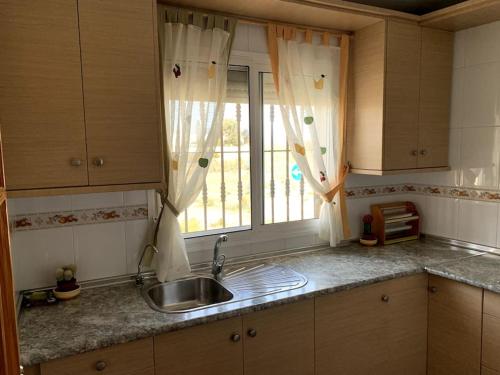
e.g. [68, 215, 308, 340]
[18, 239, 497, 367]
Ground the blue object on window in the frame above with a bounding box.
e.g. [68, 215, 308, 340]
[291, 164, 302, 181]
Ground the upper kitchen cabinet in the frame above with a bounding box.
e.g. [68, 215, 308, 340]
[0, 0, 88, 190]
[79, 0, 162, 186]
[0, 0, 163, 196]
[347, 20, 453, 175]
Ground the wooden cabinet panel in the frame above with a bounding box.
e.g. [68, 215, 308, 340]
[41, 338, 154, 375]
[316, 274, 427, 375]
[483, 291, 500, 372]
[427, 275, 482, 375]
[243, 299, 314, 375]
[79, 0, 162, 186]
[383, 21, 421, 170]
[0, 0, 88, 190]
[347, 21, 385, 171]
[155, 317, 243, 375]
[417, 28, 453, 168]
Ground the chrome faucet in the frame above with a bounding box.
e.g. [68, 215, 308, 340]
[136, 243, 159, 286]
[212, 234, 228, 281]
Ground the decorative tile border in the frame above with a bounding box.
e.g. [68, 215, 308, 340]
[10, 183, 500, 231]
[11, 205, 148, 232]
[345, 183, 500, 203]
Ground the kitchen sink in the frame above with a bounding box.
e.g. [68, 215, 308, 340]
[142, 264, 308, 314]
[144, 276, 234, 313]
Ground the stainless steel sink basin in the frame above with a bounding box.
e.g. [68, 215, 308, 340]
[143, 276, 233, 313]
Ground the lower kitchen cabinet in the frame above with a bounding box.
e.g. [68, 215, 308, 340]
[242, 299, 314, 375]
[427, 275, 483, 375]
[315, 274, 428, 375]
[482, 291, 500, 373]
[40, 338, 154, 375]
[154, 317, 243, 375]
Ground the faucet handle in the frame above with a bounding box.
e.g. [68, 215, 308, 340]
[215, 254, 226, 268]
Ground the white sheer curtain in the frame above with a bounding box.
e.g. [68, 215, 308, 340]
[155, 7, 235, 282]
[269, 26, 350, 246]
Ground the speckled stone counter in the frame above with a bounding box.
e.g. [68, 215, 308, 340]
[426, 252, 500, 293]
[18, 239, 491, 367]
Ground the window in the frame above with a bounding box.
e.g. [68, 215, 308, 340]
[180, 64, 320, 237]
[180, 67, 251, 235]
[261, 73, 319, 224]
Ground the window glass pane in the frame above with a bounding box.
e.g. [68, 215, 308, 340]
[181, 67, 251, 235]
[262, 73, 318, 224]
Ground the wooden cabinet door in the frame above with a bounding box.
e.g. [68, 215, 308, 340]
[482, 291, 500, 373]
[243, 299, 314, 375]
[417, 28, 453, 168]
[0, 133, 20, 375]
[383, 21, 421, 170]
[78, 0, 162, 186]
[0, 0, 88, 190]
[154, 317, 243, 375]
[316, 274, 427, 375]
[428, 275, 482, 375]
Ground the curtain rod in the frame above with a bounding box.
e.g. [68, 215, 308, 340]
[158, 1, 351, 37]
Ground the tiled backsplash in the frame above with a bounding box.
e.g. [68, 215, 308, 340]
[8, 191, 153, 291]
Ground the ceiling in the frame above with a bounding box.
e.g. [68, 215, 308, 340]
[344, 0, 467, 15]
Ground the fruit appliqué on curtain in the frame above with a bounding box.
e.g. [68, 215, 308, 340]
[171, 159, 178, 171]
[198, 158, 209, 168]
[294, 143, 306, 156]
[304, 116, 314, 125]
[208, 61, 216, 79]
[173, 64, 181, 78]
[314, 74, 325, 90]
[320, 171, 326, 182]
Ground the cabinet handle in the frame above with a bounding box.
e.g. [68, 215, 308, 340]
[381, 294, 390, 302]
[247, 328, 257, 338]
[95, 361, 107, 371]
[230, 333, 241, 342]
[429, 286, 437, 293]
[419, 149, 427, 156]
[411, 150, 418, 156]
[70, 158, 82, 167]
[93, 157, 104, 167]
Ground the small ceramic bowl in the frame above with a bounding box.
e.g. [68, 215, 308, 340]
[53, 285, 81, 300]
[360, 238, 378, 246]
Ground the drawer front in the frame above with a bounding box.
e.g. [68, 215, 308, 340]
[40, 338, 153, 375]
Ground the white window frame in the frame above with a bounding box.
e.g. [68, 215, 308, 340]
[151, 50, 325, 261]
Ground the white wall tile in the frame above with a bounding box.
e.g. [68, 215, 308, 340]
[460, 127, 500, 189]
[463, 62, 500, 127]
[71, 192, 124, 210]
[11, 228, 75, 291]
[125, 219, 152, 274]
[124, 190, 148, 206]
[457, 199, 498, 246]
[423, 197, 459, 239]
[74, 222, 127, 281]
[449, 68, 464, 128]
[463, 21, 500, 67]
[8, 196, 72, 215]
